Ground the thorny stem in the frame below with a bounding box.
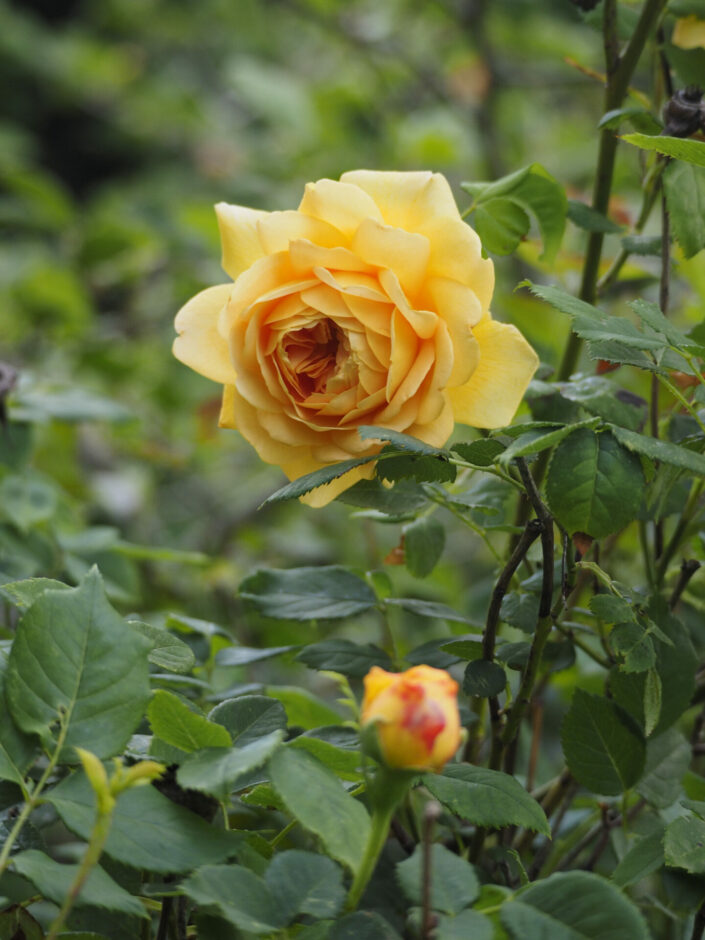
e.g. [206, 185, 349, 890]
[558, 0, 668, 380]
[691, 901, 705, 940]
[0, 713, 70, 878]
[669, 559, 701, 610]
[652, 186, 671, 562]
[656, 479, 705, 584]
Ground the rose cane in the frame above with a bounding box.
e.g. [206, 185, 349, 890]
[346, 665, 461, 910]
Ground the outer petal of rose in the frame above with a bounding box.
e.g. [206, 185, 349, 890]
[298, 179, 383, 240]
[299, 462, 376, 508]
[340, 170, 461, 229]
[173, 284, 234, 385]
[448, 319, 539, 428]
[256, 211, 344, 253]
[352, 219, 430, 299]
[421, 216, 495, 312]
[672, 16, 705, 49]
[361, 666, 399, 713]
[215, 203, 269, 280]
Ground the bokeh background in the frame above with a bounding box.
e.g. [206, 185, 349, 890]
[2, 0, 702, 654]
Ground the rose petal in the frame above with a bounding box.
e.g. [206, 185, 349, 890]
[378, 269, 437, 340]
[299, 179, 383, 239]
[215, 203, 269, 280]
[289, 239, 374, 276]
[340, 170, 461, 229]
[352, 218, 430, 299]
[449, 318, 539, 428]
[173, 284, 234, 384]
[421, 216, 495, 312]
[256, 210, 343, 253]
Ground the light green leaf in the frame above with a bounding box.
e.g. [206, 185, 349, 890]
[0, 654, 36, 786]
[433, 910, 494, 940]
[396, 844, 479, 914]
[474, 198, 530, 255]
[664, 160, 705, 259]
[622, 133, 705, 167]
[265, 687, 342, 729]
[545, 430, 645, 538]
[5, 569, 151, 760]
[269, 748, 370, 873]
[239, 566, 377, 620]
[0, 473, 57, 533]
[328, 912, 402, 940]
[501, 870, 649, 939]
[0, 577, 71, 610]
[11, 850, 147, 919]
[561, 690, 645, 795]
[47, 771, 239, 873]
[147, 690, 231, 753]
[611, 623, 656, 673]
[451, 439, 506, 466]
[422, 765, 549, 835]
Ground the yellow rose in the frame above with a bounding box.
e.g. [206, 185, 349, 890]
[672, 15, 705, 49]
[361, 664, 461, 772]
[174, 171, 538, 506]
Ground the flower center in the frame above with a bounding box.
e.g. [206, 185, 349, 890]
[280, 319, 353, 401]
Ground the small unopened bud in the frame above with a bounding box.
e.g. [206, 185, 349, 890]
[663, 86, 705, 138]
[75, 748, 115, 816]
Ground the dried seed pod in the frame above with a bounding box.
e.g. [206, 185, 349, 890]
[663, 86, 705, 137]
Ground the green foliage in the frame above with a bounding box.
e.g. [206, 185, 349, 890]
[562, 690, 645, 795]
[239, 566, 377, 620]
[396, 844, 479, 913]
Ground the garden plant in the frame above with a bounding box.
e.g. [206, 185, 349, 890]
[2, 0, 705, 937]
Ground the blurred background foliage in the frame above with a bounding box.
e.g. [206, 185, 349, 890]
[1, 0, 703, 686]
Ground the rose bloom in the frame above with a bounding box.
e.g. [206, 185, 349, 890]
[672, 15, 705, 49]
[361, 664, 461, 772]
[174, 171, 538, 505]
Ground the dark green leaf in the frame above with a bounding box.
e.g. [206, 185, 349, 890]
[501, 870, 649, 939]
[11, 850, 146, 919]
[500, 593, 540, 633]
[384, 597, 478, 625]
[620, 235, 662, 256]
[643, 668, 662, 739]
[358, 426, 449, 456]
[269, 748, 370, 873]
[377, 452, 456, 485]
[216, 645, 297, 666]
[611, 623, 656, 673]
[176, 731, 284, 800]
[422, 765, 549, 835]
[612, 825, 665, 888]
[260, 457, 376, 506]
[182, 864, 285, 934]
[328, 912, 402, 940]
[589, 594, 635, 624]
[561, 690, 645, 795]
[265, 687, 342, 729]
[0, 577, 71, 610]
[5, 569, 151, 760]
[664, 815, 705, 874]
[209, 695, 288, 747]
[264, 850, 345, 922]
[463, 660, 506, 697]
[637, 729, 691, 808]
[433, 910, 494, 940]
[396, 844, 479, 914]
[545, 430, 645, 538]
[296, 640, 391, 678]
[567, 200, 623, 233]
[451, 439, 506, 466]
[404, 517, 445, 578]
[47, 771, 238, 873]
[239, 566, 377, 620]
[337, 479, 428, 515]
[0, 655, 36, 786]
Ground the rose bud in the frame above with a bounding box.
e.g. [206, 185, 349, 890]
[361, 664, 461, 772]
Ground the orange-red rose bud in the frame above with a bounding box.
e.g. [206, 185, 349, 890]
[361, 665, 461, 772]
